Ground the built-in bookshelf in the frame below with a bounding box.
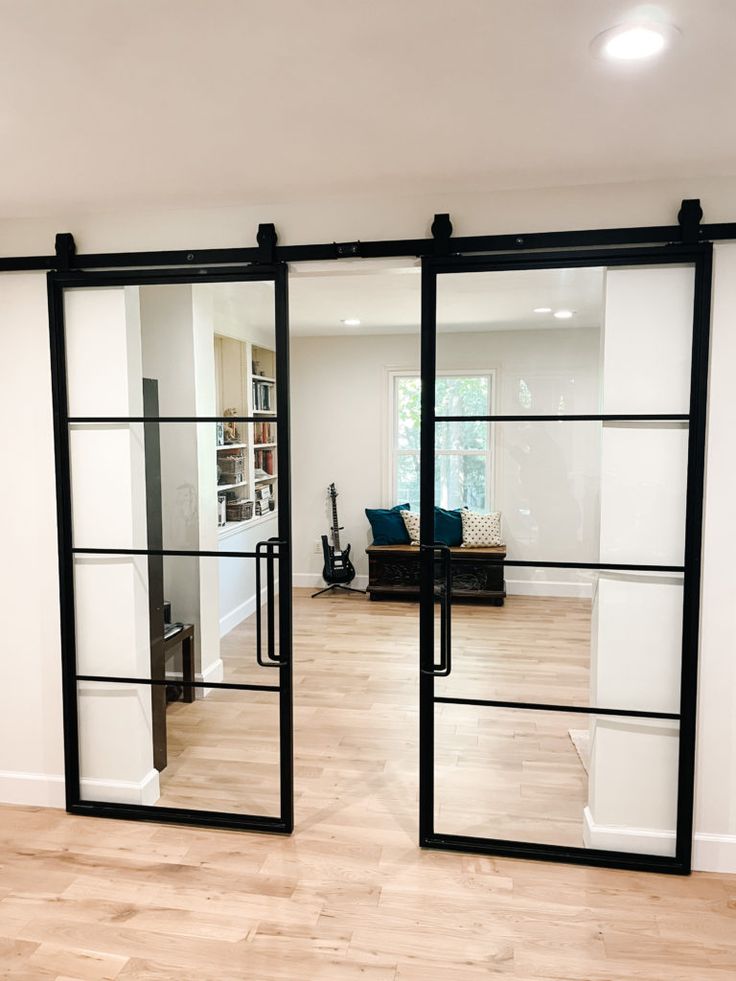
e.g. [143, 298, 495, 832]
[214, 336, 278, 536]
[250, 344, 278, 518]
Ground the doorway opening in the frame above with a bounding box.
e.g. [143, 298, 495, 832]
[49, 239, 709, 874]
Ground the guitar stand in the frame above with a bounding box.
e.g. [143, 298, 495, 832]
[311, 583, 367, 599]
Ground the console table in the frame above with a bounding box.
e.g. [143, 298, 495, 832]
[366, 544, 506, 605]
[164, 623, 196, 703]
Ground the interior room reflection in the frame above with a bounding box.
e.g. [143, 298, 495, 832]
[66, 260, 692, 855]
[68, 280, 282, 816]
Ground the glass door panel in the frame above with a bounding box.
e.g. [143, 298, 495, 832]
[434, 703, 679, 856]
[50, 268, 293, 833]
[420, 250, 709, 873]
[432, 565, 683, 714]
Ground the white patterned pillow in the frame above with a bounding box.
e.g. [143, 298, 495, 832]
[461, 510, 503, 547]
[399, 510, 421, 546]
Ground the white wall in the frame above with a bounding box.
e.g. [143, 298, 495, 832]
[0, 178, 735, 869]
[140, 283, 279, 676]
[140, 284, 222, 682]
[290, 325, 601, 594]
[140, 286, 203, 669]
[218, 518, 279, 635]
[290, 331, 412, 587]
[198, 281, 280, 638]
[0, 273, 65, 806]
[192, 287, 224, 678]
[695, 243, 736, 872]
[586, 266, 694, 855]
[65, 286, 159, 805]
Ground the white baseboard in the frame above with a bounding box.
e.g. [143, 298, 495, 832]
[583, 805, 676, 857]
[692, 832, 736, 873]
[81, 768, 160, 806]
[3, 772, 736, 872]
[198, 657, 224, 698]
[0, 769, 66, 808]
[80, 767, 160, 806]
[219, 579, 280, 637]
[160, 656, 223, 699]
[293, 573, 581, 597]
[0, 767, 161, 809]
[584, 807, 736, 872]
[293, 573, 369, 590]
[220, 598, 253, 636]
[506, 578, 593, 599]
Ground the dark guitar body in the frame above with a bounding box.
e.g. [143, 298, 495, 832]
[321, 535, 356, 585]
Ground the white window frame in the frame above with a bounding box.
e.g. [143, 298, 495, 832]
[385, 367, 496, 511]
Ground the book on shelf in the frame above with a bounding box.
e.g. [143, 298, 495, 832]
[253, 381, 273, 412]
[254, 421, 276, 444]
[254, 447, 274, 474]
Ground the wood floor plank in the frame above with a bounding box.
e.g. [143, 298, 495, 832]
[23, 941, 128, 980]
[0, 590, 734, 979]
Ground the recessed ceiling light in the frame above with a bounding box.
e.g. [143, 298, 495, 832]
[553, 309, 574, 319]
[592, 22, 679, 62]
[533, 307, 552, 314]
[341, 318, 361, 327]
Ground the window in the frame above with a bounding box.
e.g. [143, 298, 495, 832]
[391, 372, 493, 512]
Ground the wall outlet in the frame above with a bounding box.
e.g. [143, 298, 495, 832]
[313, 540, 322, 554]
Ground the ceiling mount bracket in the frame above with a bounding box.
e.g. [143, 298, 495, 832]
[678, 199, 704, 244]
[55, 232, 76, 271]
[256, 223, 278, 264]
[431, 213, 453, 256]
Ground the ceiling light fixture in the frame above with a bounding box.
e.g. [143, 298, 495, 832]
[553, 309, 574, 319]
[533, 307, 552, 314]
[592, 21, 679, 62]
[341, 318, 361, 327]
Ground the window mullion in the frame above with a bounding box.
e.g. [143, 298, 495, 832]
[394, 371, 493, 510]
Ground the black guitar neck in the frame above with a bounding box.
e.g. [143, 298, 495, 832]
[330, 488, 341, 552]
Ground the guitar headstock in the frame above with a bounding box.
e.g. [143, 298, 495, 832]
[328, 482, 337, 499]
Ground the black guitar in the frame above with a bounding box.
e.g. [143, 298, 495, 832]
[321, 483, 356, 585]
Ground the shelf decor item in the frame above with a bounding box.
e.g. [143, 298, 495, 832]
[226, 499, 253, 522]
[223, 407, 240, 444]
[218, 450, 245, 484]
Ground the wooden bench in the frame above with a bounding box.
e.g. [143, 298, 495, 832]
[366, 544, 506, 605]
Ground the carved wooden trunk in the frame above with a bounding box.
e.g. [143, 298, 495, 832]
[366, 545, 506, 605]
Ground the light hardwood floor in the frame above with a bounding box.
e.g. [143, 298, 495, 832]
[159, 591, 593, 845]
[1, 590, 734, 979]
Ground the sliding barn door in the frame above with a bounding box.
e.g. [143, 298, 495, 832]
[418, 246, 711, 873]
[49, 264, 294, 833]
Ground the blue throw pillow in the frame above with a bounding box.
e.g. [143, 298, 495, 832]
[434, 507, 463, 547]
[366, 504, 411, 545]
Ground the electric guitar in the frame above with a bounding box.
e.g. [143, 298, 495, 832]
[321, 483, 356, 585]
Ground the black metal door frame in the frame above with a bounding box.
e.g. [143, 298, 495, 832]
[37, 202, 715, 859]
[48, 263, 294, 833]
[418, 243, 712, 875]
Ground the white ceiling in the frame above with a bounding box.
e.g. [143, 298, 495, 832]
[210, 263, 604, 336]
[0, 0, 735, 218]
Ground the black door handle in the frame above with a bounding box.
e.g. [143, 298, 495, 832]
[255, 539, 287, 668]
[420, 543, 452, 677]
